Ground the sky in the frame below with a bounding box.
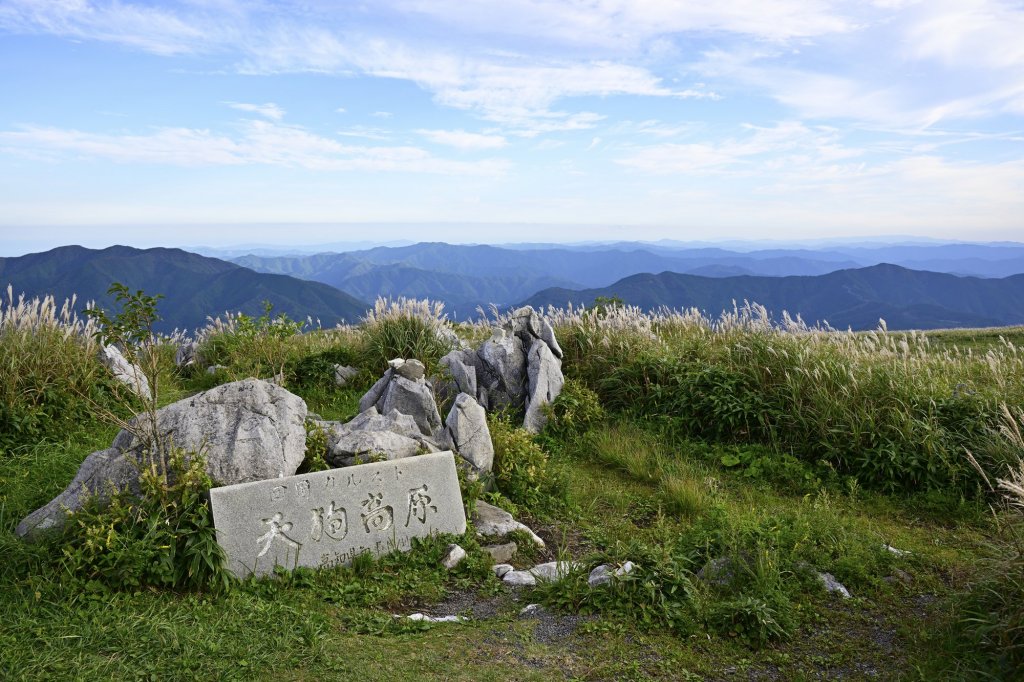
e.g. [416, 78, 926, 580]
[0, 0, 1022, 254]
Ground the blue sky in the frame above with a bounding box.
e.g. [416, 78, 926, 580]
[0, 0, 1022, 253]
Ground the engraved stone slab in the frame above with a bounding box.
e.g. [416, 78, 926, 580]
[210, 451, 467, 578]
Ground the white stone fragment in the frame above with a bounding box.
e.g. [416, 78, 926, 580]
[441, 543, 467, 569]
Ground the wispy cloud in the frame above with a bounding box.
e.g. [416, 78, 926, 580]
[224, 101, 285, 120]
[417, 129, 508, 150]
[0, 121, 508, 175]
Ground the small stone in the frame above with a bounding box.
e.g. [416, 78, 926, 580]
[393, 359, 426, 382]
[503, 570, 537, 586]
[588, 561, 634, 588]
[441, 543, 467, 569]
[818, 571, 851, 599]
[493, 563, 513, 578]
[484, 542, 518, 564]
[405, 613, 466, 623]
[333, 364, 358, 387]
[884, 544, 910, 557]
[473, 500, 545, 548]
[206, 364, 228, 375]
[519, 603, 546, 617]
[529, 561, 580, 582]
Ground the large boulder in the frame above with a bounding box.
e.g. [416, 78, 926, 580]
[97, 345, 151, 400]
[324, 406, 439, 466]
[444, 393, 493, 474]
[477, 329, 527, 410]
[523, 339, 565, 433]
[437, 350, 479, 406]
[358, 361, 443, 438]
[16, 379, 307, 538]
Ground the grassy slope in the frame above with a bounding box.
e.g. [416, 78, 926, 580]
[0, 322, 1012, 681]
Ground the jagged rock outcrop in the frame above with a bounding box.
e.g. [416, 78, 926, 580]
[97, 344, 151, 400]
[358, 360, 442, 438]
[333, 364, 358, 387]
[174, 341, 198, 369]
[437, 306, 564, 433]
[444, 393, 493, 474]
[17, 379, 306, 538]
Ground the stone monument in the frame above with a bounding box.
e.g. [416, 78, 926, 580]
[210, 451, 466, 578]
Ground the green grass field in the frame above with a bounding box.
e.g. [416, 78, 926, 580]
[2, 295, 1022, 680]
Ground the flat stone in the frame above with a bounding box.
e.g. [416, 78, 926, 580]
[210, 450, 466, 578]
[404, 613, 466, 623]
[503, 570, 537, 586]
[483, 542, 518, 564]
[493, 563, 514, 578]
[441, 543, 467, 569]
[472, 500, 545, 547]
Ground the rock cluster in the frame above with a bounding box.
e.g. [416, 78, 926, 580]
[439, 307, 564, 433]
[17, 379, 307, 538]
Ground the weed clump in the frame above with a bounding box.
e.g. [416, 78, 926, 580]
[60, 448, 232, 593]
[358, 297, 457, 377]
[489, 413, 567, 513]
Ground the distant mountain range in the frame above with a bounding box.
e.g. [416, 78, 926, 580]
[234, 241, 1024, 317]
[521, 264, 1024, 330]
[0, 246, 367, 332]
[3, 242, 1024, 333]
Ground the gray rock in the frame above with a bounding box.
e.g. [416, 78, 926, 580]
[206, 364, 228, 375]
[588, 561, 635, 587]
[697, 556, 736, 586]
[404, 613, 466, 623]
[97, 344, 151, 400]
[440, 350, 478, 399]
[390, 358, 426, 382]
[18, 379, 307, 538]
[884, 544, 910, 557]
[538, 318, 563, 359]
[175, 341, 198, 368]
[327, 430, 423, 466]
[333, 364, 359, 387]
[523, 338, 564, 433]
[503, 570, 537, 586]
[445, 393, 494, 473]
[380, 375, 442, 438]
[472, 500, 545, 548]
[358, 369, 394, 413]
[477, 329, 526, 410]
[529, 561, 581, 582]
[818, 571, 852, 599]
[441, 543, 467, 569]
[519, 603, 546, 617]
[484, 542, 518, 564]
[493, 563, 514, 578]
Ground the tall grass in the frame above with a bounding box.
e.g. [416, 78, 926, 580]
[0, 286, 112, 452]
[549, 301, 1024, 493]
[359, 297, 458, 376]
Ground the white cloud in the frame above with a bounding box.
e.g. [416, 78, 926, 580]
[335, 107, 347, 113]
[225, 101, 285, 120]
[0, 121, 508, 175]
[417, 129, 508, 150]
[371, 111, 393, 118]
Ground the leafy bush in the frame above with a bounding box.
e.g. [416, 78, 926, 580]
[489, 413, 566, 512]
[198, 301, 304, 381]
[543, 378, 605, 440]
[60, 448, 232, 593]
[358, 297, 457, 377]
[298, 420, 330, 474]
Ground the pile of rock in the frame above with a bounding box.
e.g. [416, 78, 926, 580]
[439, 307, 564, 433]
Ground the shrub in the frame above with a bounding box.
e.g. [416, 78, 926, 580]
[60, 447, 232, 593]
[543, 378, 605, 440]
[358, 297, 457, 377]
[489, 413, 566, 512]
[198, 302, 304, 382]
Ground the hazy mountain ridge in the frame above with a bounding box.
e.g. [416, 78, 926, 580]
[521, 264, 1024, 330]
[0, 245, 368, 332]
